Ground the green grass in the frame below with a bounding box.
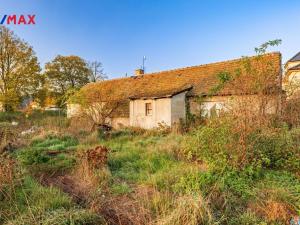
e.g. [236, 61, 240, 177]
[3, 125, 300, 224]
[111, 182, 132, 195]
[97, 129, 300, 224]
[0, 176, 104, 225]
[100, 133, 202, 192]
[17, 135, 78, 174]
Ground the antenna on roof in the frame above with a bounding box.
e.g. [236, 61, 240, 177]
[142, 56, 146, 72]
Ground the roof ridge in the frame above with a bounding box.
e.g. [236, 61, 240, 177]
[141, 52, 280, 76]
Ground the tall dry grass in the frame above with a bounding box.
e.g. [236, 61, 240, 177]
[0, 156, 15, 195]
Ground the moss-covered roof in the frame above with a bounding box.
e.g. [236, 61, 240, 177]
[80, 52, 281, 101]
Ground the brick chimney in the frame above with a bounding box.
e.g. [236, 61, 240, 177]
[135, 68, 144, 76]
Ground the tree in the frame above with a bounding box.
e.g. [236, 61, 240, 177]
[88, 61, 107, 82]
[0, 26, 41, 111]
[45, 55, 91, 106]
[72, 86, 123, 131]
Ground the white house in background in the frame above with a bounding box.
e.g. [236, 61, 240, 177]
[68, 52, 282, 129]
[128, 87, 191, 129]
[283, 52, 300, 97]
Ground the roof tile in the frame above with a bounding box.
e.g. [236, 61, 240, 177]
[81, 52, 281, 100]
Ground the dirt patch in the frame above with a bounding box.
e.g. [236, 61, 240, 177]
[40, 174, 88, 204]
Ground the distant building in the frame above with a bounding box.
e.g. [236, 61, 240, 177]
[68, 52, 282, 129]
[283, 52, 300, 98]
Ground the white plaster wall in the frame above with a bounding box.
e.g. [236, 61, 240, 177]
[155, 98, 172, 126]
[200, 101, 226, 117]
[189, 95, 278, 116]
[130, 98, 171, 129]
[171, 92, 187, 124]
[189, 97, 227, 116]
[287, 71, 300, 82]
[284, 71, 300, 98]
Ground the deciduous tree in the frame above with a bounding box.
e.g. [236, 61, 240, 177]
[88, 61, 107, 82]
[0, 26, 41, 111]
[45, 55, 91, 106]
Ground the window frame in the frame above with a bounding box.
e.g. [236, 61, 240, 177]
[145, 102, 152, 116]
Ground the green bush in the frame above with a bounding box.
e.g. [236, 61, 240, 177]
[249, 128, 300, 173]
[182, 119, 238, 171]
[183, 119, 300, 174]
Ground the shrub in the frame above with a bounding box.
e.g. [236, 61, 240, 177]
[78, 146, 110, 169]
[182, 119, 239, 171]
[183, 118, 300, 174]
[249, 127, 300, 173]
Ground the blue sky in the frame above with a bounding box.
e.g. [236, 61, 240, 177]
[1, 0, 300, 78]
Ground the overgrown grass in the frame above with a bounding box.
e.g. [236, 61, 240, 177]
[2, 117, 300, 224]
[97, 127, 300, 224]
[17, 135, 78, 174]
[0, 175, 104, 225]
[101, 133, 201, 191]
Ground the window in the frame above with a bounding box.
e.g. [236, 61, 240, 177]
[145, 103, 152, 116]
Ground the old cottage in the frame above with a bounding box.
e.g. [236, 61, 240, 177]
[68, 52, 282, 129]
